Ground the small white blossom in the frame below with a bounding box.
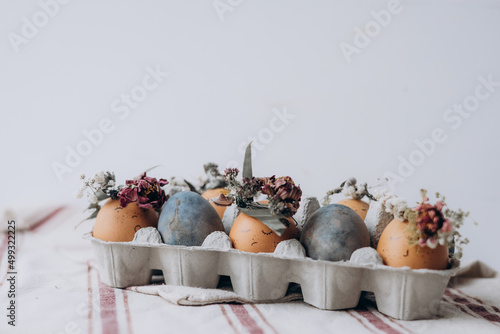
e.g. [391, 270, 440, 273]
[426, 238, 438, 249]
[384, 196, 409, 220]
[342, 185, 358, 199]
[339, 178, 369, 200]
[94, 171, 106, 185]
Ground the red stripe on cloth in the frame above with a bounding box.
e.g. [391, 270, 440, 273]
[229, 304, 264, 334]
[363, 296, 413, 334]
[453, 288, 500, 314]
[381, 314, 412, 334]
[122, 291, 133, 334]
[354, 307, 401, 334]
[87, 263, 94, 334]
[347, 310, 378, 334]
[28, 207, 66, 232]
[249, 305, 278, 334]
[220, 305, 240, 334]
[443, 294, 476, 318]
[97, 275, 119, 334]
[445, 289, 500, 323]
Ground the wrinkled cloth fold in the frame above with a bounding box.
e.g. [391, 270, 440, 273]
[127, 283, 303, 306]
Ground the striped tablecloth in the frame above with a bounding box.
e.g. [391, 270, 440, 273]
[0, 206, 499, 334]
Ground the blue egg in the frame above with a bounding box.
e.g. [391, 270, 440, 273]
[300, 204, 370, 261]
[158, 191, 224, 246]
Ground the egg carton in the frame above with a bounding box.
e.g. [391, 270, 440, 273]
[85, 231, 458, 321]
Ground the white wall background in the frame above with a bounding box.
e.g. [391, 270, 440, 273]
[1, 0, 499, 271]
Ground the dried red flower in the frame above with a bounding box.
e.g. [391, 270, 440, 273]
[118, 173, 168, 210]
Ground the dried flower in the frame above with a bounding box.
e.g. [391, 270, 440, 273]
[94, 171, 106, 185]
[405, 189, 471, 260]
[224, 169, 301, 217]
[261, 176, 302, 217]
[76, 170, 168, 225]
[323, 177, 376, 206]
[199, 163, 227, 191]
[380, 189, 472, 260]
[118, 172, 168, 210]
[406, 190, 451, 248]
[76, 171, 121, 223]
[118, 187, 138, 206]
[224, 168, 239, 181]
[224, 168, 262, 206]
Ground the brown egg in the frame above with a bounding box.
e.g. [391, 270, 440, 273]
[93, 199, 158, 242]
[229, 213, 298, 253]
[377, 218, 449, 270]
[202, 188, 230, 219]
[337, 198, 369, 220]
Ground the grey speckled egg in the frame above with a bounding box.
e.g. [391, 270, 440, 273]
[158, 191, 224, 246]
[300, 204, 370, 261]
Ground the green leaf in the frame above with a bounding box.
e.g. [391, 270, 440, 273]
[87, 203, 101, 210]
[87, 210, 98, 220]
[241, 204, 288, 236]
[96, 189, 109, 201]
[184, 179, 199, 193]
[242, 142, 253, 179]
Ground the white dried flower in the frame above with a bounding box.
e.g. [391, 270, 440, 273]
[75, 182, 87, 198]
[107, 180, 115, 187]
[342, 185, 358, 199]
[94, 171, 105, 185]
[426, 238, 438, 249]
[384, 196, 409, 221]
[345, 177, 357, 187]
[79, 174, 86, 180]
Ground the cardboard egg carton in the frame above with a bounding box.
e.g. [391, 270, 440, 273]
[85, 231, 458, 321]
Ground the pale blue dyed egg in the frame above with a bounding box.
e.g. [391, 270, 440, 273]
[158, 191, 224, 246]
[300, 204, 370, 261]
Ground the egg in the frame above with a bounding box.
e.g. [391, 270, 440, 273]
[300, 204, 370, 261]
[229, 212, 298, 253]
[158, 191, 224, 246]
[377, 218, 449, 270]
[336, 198, 369, 221]
[201, 188, 230, 219]
[92, 199, 158, 242]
